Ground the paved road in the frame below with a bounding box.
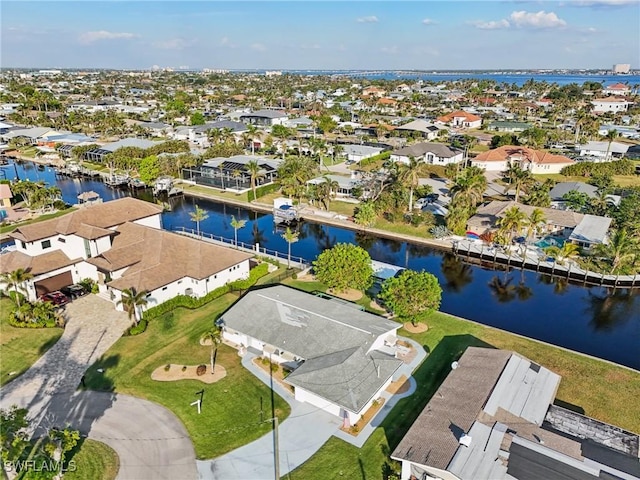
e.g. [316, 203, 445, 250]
[0, 295, 198, 480]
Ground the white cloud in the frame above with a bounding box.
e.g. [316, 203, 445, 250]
[250, 43, 266, 52]
[219, 37, 237, 48]
[472, 19, 511, 30]
[356, 16, 378, 23]
[422, 18, 436, 25]
[153, 38, 193, 50]
[79, 30, 138, 44]
[570, 0, 638, 6]
[509, 10, 567, 28]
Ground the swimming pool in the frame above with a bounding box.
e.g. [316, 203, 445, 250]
[535, 236, 566, 249]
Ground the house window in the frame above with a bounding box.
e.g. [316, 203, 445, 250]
[177, 280, 182, 285]
[58, 237, 66, 243]
[83, 239, 92, 258]
[20, 241, 26, 249]
[41, 240, 51, 249]
[162, 286, 168, 291]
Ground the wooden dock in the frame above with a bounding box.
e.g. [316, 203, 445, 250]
[452, 239, 640, 288]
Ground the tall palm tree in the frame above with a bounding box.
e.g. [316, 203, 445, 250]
[230, 215, 247, 247]
[525, 208, 546, 241]
[398, 156, 421, 212]
[245, 159, 263, 201]
[450, 166, 487, 208]
[281, 226, 299, 269]
[232, 169, 242, 190]
[545, 242, 581, 265]
[503, 163, 534, 203]
[604, 129, 619, 161]
[189, 205, 209, 238]
[117, 287, 148, 326]
[595, 228, 638, 273]
[316, 176, 339, 210]
[0, 268, 33, 307]
[201, 327, 222, 374]
[497, 206, 527, 243]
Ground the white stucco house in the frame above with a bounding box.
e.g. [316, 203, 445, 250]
[1, 198, 252, 313]
[471, 145, 575, 174]
[391, 142, 464, 165]
[575, 141, 629, 161]
[591, 98, 630, 113]
[219, 285, 403, 426]
[341, 144, 385, 163]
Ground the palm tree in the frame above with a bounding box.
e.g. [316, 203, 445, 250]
[398, 156, 421, 212]
[497, 206, 527, 243]
[201, 327, 222, 374]
[594, 228, 638, 273]
[525, 208, 546, 241]
[245, 159, 263, 201]
[503, 163, 534, 203]
[232, 169, 242, 190]
[0, 268, 33, 307]
[230, 215, 247, 247]
[450, 166, 487, 208]
[316, 176, 339, 210]
[189, 205, 209, 238]
[281, 226, 299, 269]
[117, 287, 148, 326]
[488, 275, 516, 303]
[604, 129, 619, 161]
[545, 242, 581, 265]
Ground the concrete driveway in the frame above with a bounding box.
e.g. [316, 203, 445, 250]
[0, 295, 198, 480]
[197, 352, 341, 480]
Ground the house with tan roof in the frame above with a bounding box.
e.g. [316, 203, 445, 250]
[362, 86, 386, 98]
[1, 198, 252, 311]
[392, 346, 640, 480]
[436, 110, 482, 129]
[471, 145, 575, 174]
[391, 142, 464, 166]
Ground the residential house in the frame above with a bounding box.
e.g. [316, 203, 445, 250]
[591, 98, 630, 114]
[436, 110, 482, 129]
[603, 82, 631, 96]
[575, 141, 629, 161]
[598, 124, 639, 139]
[0, 198, 252, 311]
[173, 120, 247, 147]
[182, 155, 282, 191]
[219, 285, 403, 426]
[549, 182, 621, 210]
[84, 138, 159, 163]
[341, 144, 385, 163]
[487, 121, 532, 133]
[362, 86, 386, 98]
[392, 346, 640, 480]
[391, 142, 464, 166]
[394, 119, 442, 141]
[307, 174, 361, 199]
[568, 214, 612, 250]
[3, 127, 57, 145]
[136, 121, 172, 137]
[239, 109, 288, 127]
[471, 145, 575, 174]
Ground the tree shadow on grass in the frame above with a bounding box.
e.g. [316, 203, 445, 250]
[380, 334, 495, 453]
[38, 335, 62, 355]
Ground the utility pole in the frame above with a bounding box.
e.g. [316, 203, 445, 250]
[273, 416, 280, 480]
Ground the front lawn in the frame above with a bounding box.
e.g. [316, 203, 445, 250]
[82, 294, 291, 459]
[291, 301, 640, 479]
[0, 298, 63, 386]
[65, 439, 119, 480]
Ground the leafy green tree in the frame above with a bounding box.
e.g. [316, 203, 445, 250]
[518, 127, 546, 148]
[490, 134, 519, 148]
[138, 155, 161, 185]
[201, 327, 222, 374]
[545, 243, 581, 265]
[117, 287, 148, 326]
[445, 201, 471, 235]
[316, 114, 337, 134]
[230, 215, 247, 247]
[378, 270, 442, 326]
[354, 201, 377, 227]
[312, 243, 373, 293]
[497, 206, 527, 243]
[190, 205, 209, 238]
[281, 227, 299, 269]
[450, 166, 487, 208]
[0, 406, 30, 472]
[562, 190, 590, 212]
[523, 180, 553, 207]
[190, 111, 206, 126]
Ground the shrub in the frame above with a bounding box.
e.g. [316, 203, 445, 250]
[228, 263, 269, 291]
[560, 159, 634, 177]
[430, 225, 451, 239]
[164, 364, 171, 372]
[270, 363, 279, 373]
[127, 319, 147, 336]
[248, 182, 281, 201]
[261, 357, 270, 366]
[196, 364, 206, 376]
[291, 272, 298, 280]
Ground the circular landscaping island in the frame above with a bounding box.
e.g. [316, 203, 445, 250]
[151, 364, 227, 384]
[328, 288, 363, 301]
[403, 322, 428, 333]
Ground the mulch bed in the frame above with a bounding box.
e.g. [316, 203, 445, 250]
[151, 364, 227, 384]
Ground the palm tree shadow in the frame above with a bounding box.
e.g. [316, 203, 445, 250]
[586, 288, 637, 332]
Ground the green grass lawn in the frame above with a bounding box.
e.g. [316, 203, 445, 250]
[65, 439, 119, 480]
[533, 173, 640, 188]
[290, 299, 640, 479]
[180, 183, 249, 202]
[82, 294, 290, 459]
[0, 298, 63, 386]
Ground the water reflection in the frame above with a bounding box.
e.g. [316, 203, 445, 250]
[441, 254, 474, 293]
[587, 288, 638, 332]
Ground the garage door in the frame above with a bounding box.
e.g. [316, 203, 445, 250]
[35, 271, 73, 297]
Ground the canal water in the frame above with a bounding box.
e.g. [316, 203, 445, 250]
[3, 161, 639, 370]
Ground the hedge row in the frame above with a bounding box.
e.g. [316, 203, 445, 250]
[359, 151, 391, 168]
[127, 318, 148, 336]
[560, 159, 635, 177]
[8, 314, 58, 329]
[142, 263, 269, 321]
[248, 182, 281, 201]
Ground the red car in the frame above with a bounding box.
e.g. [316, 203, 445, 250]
[40, 291, 70, 307]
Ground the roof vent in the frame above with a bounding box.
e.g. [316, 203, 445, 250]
[451, 361, 459, 370]
[459, 434, 472, 447]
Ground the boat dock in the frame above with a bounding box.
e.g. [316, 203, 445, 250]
[452, 239, 640, 288]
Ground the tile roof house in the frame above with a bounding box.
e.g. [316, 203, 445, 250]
[394, 119, 442, 140]
[391, 142, 464, 166]
[591, 98, 630, 114]
[603, 82, 631, 96]
[436, 110, 482, 129]
[392, 346, 640, 480]
[1, 198, 252, 311]
[219, 285, 403, 425]
[471, 145, 575, 174]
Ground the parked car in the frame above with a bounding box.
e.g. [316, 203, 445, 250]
[40, 291, 70, 307]
[61, 284, 87, 299]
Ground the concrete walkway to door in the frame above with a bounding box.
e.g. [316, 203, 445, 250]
[197, 351, 342, 480]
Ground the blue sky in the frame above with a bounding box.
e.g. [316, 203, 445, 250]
[2, 1, 639, 70]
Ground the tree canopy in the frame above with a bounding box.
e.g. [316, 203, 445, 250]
[312, 243, 373, 292]
[378, 269, 442, 325]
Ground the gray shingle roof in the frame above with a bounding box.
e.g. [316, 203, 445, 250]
[102, 138, 159, 152]
[392, 142, 461, 159]
[549, 182, 598, 201]
[569, 214, 612, 245]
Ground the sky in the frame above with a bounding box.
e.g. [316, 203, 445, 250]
[2, 1, 639, 70]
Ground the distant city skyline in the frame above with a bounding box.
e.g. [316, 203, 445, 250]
[2, 1, 639, 71]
